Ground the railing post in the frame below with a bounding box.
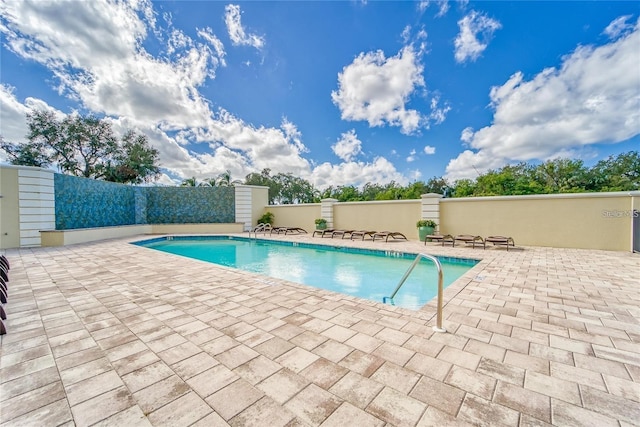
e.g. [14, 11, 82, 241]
[385, 253, 446, 333]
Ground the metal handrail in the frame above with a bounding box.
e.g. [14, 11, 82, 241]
[249, 223, 270, 239]
[384, 253, 446, 333]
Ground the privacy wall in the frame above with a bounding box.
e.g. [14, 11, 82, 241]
[54, 174, 235, 230]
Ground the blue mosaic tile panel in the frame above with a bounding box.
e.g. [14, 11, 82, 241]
[145, 186, 235, 224]
[54, 174, 236, 230]
[134, 187, 148, 225]
[55, 174, 136, 229]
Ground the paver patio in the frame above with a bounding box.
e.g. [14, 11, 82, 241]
[1, 234, 639, 426]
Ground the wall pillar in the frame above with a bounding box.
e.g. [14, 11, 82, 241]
[421, 193, 443, 231]
[235, 185, 269, 231]
[321, 198, 338, 229]
[18, 167, 55, 247]
[235, 185, 253, 231]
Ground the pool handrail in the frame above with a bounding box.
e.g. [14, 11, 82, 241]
[384, 253, 446, 333]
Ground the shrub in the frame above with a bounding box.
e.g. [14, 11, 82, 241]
[416, 219, 437, 228]
[258, 211, 274, 225]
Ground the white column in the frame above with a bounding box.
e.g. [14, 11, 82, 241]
[421, 193, 443, 231]
[321, 198, 338, 229]
[235, 185, 253, 231]
[19, 168, 55, 247]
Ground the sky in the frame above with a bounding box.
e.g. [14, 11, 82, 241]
[1, 1, 639, 188]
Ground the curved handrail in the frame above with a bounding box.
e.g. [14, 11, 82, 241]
[249, 223, 271, 239]
[384, 253, 446, 333]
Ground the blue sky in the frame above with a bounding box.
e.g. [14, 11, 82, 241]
[1, 1, 638, 188]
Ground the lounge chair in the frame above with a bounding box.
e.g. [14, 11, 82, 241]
[350, 230, 376, 240]
[330, 230, 355, 239]
[272, 227, 307, 235]
[372, 231, 408, 242]
[453, 234, 485, 249]
[425, 233, 454, 246]
[485, 236, 515, 250]
[313, 228, 336, 237]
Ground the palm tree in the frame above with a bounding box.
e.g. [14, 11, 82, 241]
[180, 177, 198, 187]
[216, 170, 241, 186]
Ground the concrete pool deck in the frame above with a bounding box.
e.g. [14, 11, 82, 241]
[1, 234, 639, 426]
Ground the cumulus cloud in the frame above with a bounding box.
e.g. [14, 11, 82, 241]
[224, 4, 264, 49]
[0, 0, 415, 190]
[0, 0, 224, 129]
[446, 17, 640, 180]
[311, 157, 407, 189]
[423, 145, 436, 155]
[332, 130, 362, 162]
[331, 46, 425, 134]
[0, 85, 32, 145]
[454, 11, 501, 63]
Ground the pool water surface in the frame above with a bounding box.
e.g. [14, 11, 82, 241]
[135, 236, 478, 310]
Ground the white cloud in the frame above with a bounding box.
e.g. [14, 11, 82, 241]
[446, 17, 640, 180]
[417, 1, 449, 17]
[406, 149, 417, 162]
[0, 85, 31, 145]
[454, 11, 501, 63]
[197, 27, 227, 67]
[603, 15, 634, 39]
[332, 130, 362, 162]
[311, 157, 407, 189]
[428, 95, 450, 125]
[0, 0, 417, 191]
[423, 145, 436, 155]
[224, 4, 264, 49]
[0, 0, 224, 129]
[331, 46, 425, 134]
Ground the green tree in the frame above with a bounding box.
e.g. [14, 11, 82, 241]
[215, 170, 241, 186]
[321, 185, 362, 202]
[451, 179, 476, 197]
[534, 159, 589, 193]
[103, 130, 160, 184]
[273, 173, 317, 204]
[0, 136, 50, 167]
[180, 177, 198, 187]
[245, 168, 282, 204]
[0, 110, 160, 184]
[589, 151, 640, 191]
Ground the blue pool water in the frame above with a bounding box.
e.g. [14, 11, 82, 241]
[134, 236, 478, 310]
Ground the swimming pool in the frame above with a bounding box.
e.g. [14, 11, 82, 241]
[134, 236, 478, 310]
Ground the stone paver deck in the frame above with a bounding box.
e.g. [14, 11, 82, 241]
[1, 234, 639, 426]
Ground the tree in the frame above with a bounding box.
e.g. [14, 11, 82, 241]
[180, 177, 199, 187]
[0, 110, 160, 184]
[245, 169, 282, 204]
[273, 173, 317, 204]
[0, 136, 50, 167]
[534, 159, 589, 193]
[215, 170, 241, 186]
[103, 130, 160, 184]
[589, 151, 640, 191]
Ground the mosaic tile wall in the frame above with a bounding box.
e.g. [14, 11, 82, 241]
[54, 174, 235, 229]
[54, 174, 136, 229]
[145, 186, 235, 224]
